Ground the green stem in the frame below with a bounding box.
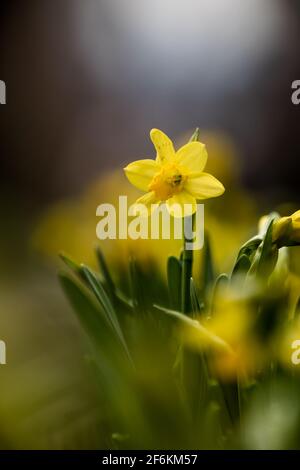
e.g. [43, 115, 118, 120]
[180, 127, 200, 314]
[181, 214, 194, 314]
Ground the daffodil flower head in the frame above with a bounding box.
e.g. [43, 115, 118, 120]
[124, 129, 225, 217]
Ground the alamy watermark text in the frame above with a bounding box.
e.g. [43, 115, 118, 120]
[0, 80, 6, 104]
[96, 196, 204, 250]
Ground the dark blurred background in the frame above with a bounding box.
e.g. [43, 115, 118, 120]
[0, 0, 300, 449]
[1, 0, 300, 207]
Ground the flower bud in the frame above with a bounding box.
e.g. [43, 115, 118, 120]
[273, 211, 300, 247]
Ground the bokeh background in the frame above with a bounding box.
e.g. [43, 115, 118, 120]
[0, 0, 300, 449]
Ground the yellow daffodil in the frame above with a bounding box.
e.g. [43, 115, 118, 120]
[124, 129, 225, 217]
[180, 292, 263, 381]
[272, 210, 300, 247]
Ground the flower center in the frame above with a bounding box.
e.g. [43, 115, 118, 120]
[148, 163, 187, 201]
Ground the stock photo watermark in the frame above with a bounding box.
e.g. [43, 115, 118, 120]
[0, 80, 6, 104]
[96, 196, 204, 250]
[291, 340, 300, 365]
[1, 80, 7, 363]
[0, 340, 6, 365]
[291, 80, 300, 105]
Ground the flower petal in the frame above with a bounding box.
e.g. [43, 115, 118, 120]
[124, 159, 159, 191]
[292, 210, 300, 223]
[185, 173, 225, 199]
[131, 191, 159, 216]
[176, 142, 208, 172]
[166, 191, 196, 218]
[150, 128, 175, 163]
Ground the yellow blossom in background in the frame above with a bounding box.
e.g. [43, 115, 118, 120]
[272, 210, 300, 247]
[124, 129, 224, 217]
[181, 289, 264, 382]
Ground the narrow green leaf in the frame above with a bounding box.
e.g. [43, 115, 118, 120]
[129, 257, 145, 312]
[248, 219, 278, 280]
[210, 273, 229, 318]
[231, 254, 251, 280]
[155, 304, 232, 422]
[59, 271, 112, 346]
[81, 265, 133, 364]
[59, 252, 85, 279]
[154, 304, 199, 327]
[219, 381, 240, 425]
[236, 236, 262, 262]
[295, 297, 300, 318]
[154, 305, 232, 354]
[213, 273, 229, 294]
[190, 277, 203, 317]
[256, 220, 278, 277]
[180, 347, 210, 420]
[95, 246, 116, 299]
[115, 288, 134, 309]
[189, 127, 200, 142]
[167, 256, 182, 311]
[201, 231, 215, 294]
[59, 271, 129, 392]
[258, 211, 280, 237]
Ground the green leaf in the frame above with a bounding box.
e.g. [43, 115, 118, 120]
[295, 297, 300, 318]
[167, 256, 182, 311]
[115, 288, 134, 310]
[249, 219, 278, 280]
[154, 305, 233, 357]
[201, 231, 215, 295]
[210, 273, 229, 318]
[81, 265, 133, 364]
[189, 127, 200, 142]
[181, 249, 193, 314]
[231, 254, 251, 280]
[190, 277, 203, 317]
[155, 298, 211, 417]
[211, 271, 228, 302]
[213, 273, 229, 294]
[59, 271, 134, 416]
[129, 257, 146, 313]
[96, 246, 115, 299]
[257, 220, 278, 277]
[236, 236, 262, 262]
[258, 211, 280, 237]
[180, 347, 210, 421]
[58, 271, 113, 347]
[219, 381, 240, 425]
[59, 252, 85, 279]
[154, 304, 199, 327]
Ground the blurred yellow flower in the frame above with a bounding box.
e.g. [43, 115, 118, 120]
[272, 210, 300, 247]
[124, 129, 224, 217]
[181, 290, 262, 381]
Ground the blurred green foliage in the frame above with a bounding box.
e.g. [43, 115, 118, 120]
[59, 210, 300, 449]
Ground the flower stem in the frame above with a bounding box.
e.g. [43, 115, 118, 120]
[181, 214, 194, 314]
[181, 128, 199, 314]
